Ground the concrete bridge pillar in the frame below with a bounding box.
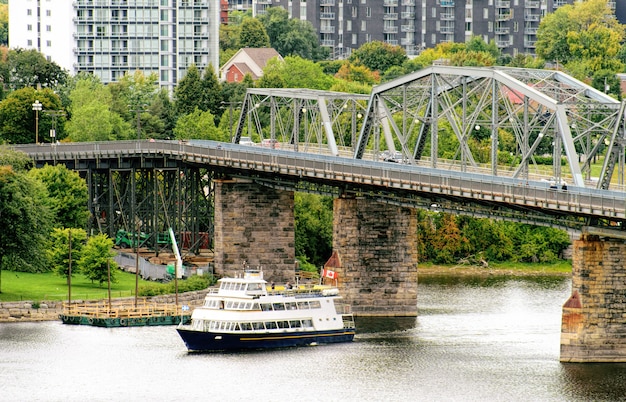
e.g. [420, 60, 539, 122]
[213, 178, 295, 281]
[333, 195, 418, 316]
[561, 234, 626, 362]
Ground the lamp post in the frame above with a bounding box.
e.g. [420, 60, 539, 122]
[32, 100, 42, 144]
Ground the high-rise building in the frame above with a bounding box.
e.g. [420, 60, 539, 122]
[8, 0, 220, 91]
[246, 0, 618, 60]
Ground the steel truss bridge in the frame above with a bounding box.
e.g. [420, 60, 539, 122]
[13, 66, 626, 251]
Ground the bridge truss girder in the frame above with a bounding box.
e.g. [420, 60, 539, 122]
[85, 166, 213, 254]
[234, 88, 369, 156]
[355, 66, 626, 190]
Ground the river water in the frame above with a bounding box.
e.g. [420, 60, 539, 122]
[2, 276, 626, 402]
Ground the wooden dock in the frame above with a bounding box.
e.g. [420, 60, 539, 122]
[60, 299, 191, 327]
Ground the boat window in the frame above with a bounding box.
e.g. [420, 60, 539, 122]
[225, 301, 234, 309]
[252, 303, 260, 310]
[285, 302, 297, 310]
[219, 322, 227, 330]
[302, 319, 313, 328]
[289, 320, 301, 328]
[244, 303, 252, 310]
[309, 301, 321, 309]
[272, 303, 285, 311]
[210, 321, 219, 330]
[252, 322, 264, 330]
[247, 283, 263, 291]
[260, 303, 272, 311]
[265, 321, 277, 329]
[277, 321, 289, 329]
[240, 322, 252, 331]
[297, 301, 310, 309]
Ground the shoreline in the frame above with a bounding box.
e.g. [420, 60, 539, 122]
[418, 264, 571, 277]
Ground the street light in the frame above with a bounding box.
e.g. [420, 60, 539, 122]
[32, 100, 42, 144]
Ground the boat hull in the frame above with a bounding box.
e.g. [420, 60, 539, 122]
[176, 328, 355, 352]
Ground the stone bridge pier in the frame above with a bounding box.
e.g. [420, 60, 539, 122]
[561, 234, 626, 362]
[332, 195, 418, 316]
[213, 178, 295, 281]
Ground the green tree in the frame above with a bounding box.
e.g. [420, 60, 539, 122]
[0, 164, 54, 275]
[49, 228, 87, 283]
[349, 41, 408, 74]
[240, 18, 270, 48]
[294, 193, 333, 268]
[258, 56, 335, 90]
[65, 77, 131, 142]
[259, 7, 328, 61]
[28, 164, 89, 229]
[536, 0, 624, 76]
[201, 64, 223, 121]
[0, 3, 8, 46]
[0, 87, 64, 144]
[174, 64, 204, 117]
[0, 48, 68, 91]
[0, 144, 33, 171]
[78, 234, 118, 287]
[173, 108, 222, 140]
[147, 88, 176, 139]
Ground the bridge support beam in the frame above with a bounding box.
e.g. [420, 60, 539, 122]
[213, 178, 295, 281]
[333, 195, 418, 316]
[561, 234, 626, 362]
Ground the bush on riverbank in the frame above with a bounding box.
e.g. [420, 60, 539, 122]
[138, 274, 216, 297]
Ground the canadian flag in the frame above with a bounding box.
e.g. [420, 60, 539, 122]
[323, 268, 337, 280]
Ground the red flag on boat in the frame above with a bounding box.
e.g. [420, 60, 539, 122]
[323, 268, 337, 280]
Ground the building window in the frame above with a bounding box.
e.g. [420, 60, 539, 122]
[27, 24, 32, 31]
[27, 39, 33, 46]
[46, 40, 52, 47]
[361, 20, 366, 31]
[465, 22, 471, 31]
[46, 25, 51, 32]
[346, 20, 352, 31]
[352, 34, 357, 45]
[46, 10, 51, 17]
[431, 33, 436, 45]
[352, 7, 357, 18]
[366, 7, 371, 17]
[27, 9, 32, 16]
[483, 8, 488, 19]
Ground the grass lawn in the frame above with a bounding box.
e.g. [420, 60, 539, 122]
[0, 269, 166, 302]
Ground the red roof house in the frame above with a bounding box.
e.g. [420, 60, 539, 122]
[220, 48, 282, 83]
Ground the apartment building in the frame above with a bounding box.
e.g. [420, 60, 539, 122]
[9, 0, 220, 91]
[244, 0, 619, 59]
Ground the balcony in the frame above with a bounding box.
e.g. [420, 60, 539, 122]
[525, 1, 540, 8]
[320, 0, 335, 5]
[440, 0, 454, 6]
[495, 1, 510, 7]
[383, 13, 399, 20]
[385, 40, 399, 45]
[497, 13, 512, 21]
[524, 27, 538, 35]
[402, 12, 416, 19]
[440, 13, 454, 21]
[320, 26, 336, 33]
[320, 12, 335, 19]
[400, 37, 413, 46]
[495, 27, 510, 35]
[384, 0, 398, 5]
[524, 14, 540, 22]
[524, 39, 536, 48]
[496, 40, 511, 48]
[401, 0, 415, 5]
[440, 26, 454, 34]
[401, 24, 415, 32]
[321, 39, 335, 47]
[384, 26, 399, 34]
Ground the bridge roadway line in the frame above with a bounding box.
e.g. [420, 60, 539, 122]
[14, 140, 626, 225]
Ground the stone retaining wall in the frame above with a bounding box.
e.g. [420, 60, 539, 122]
[0, 290, 209, 323]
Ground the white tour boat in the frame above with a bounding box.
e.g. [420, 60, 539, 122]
[176, 269, 355, 351]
